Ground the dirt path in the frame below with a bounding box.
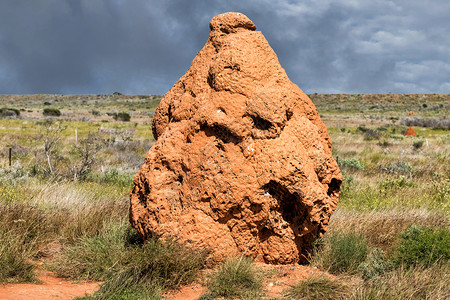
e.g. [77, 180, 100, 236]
[165, 263, 329, 300]
[0, 270, 100, 300]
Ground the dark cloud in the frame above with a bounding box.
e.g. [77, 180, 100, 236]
[0, 0, 449, 94]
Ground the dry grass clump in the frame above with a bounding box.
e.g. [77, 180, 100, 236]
[0, 229, 36, 283]
[353, 263, 450, 300]
[51, 220, 207, 300]
[283, 275, 350, 300]
[328, 208, 449, 251]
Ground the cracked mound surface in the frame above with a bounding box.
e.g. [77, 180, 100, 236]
[130, 12, 342, 264]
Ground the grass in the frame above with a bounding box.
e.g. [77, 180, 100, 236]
[353, 263, 450, 300]
[0, 229, 36, 283]
[311, 232, 369, 274]
[200, 256, 264, 300]
[50, 220, 207, 299]
[283, 275, 349, 300]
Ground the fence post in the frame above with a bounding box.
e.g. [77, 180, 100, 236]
[9, 147, 12, 167]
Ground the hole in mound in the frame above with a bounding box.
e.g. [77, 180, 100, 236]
[263, 180, 305, 224]
[327, 177, 342, 196]
[200, 124, 242, 144]
[286, 110, 293, 121]
[250, 115, 273, 131]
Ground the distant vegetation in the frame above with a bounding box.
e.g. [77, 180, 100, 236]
[43, 107, 61, 117]
[0, 93, 448, 298]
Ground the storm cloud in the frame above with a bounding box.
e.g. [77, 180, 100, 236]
[0, 0, 449, 94]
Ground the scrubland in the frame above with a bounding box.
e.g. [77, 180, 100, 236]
[0, 93, 448, 299]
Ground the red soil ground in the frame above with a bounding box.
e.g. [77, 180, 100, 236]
[0, 270, 100, 300]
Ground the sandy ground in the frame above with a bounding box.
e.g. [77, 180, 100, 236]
[0, 270, 100, 300]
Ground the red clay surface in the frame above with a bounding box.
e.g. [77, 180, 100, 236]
[0, 270, 100, 300]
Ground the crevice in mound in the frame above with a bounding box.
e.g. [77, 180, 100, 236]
[167, 104, 173, 122]
[258, 227, 275, 242]
[200, 123, 242, 144]
[263, 180, 305, 224]
[286, 110, 293, 121]
[327, 177, 342, 196]
[250, 114, 273, 131]
[207, 72, 215, 89]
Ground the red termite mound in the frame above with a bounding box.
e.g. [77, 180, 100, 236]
[129, 12, 342, 264]
[404, 126, 417, 136]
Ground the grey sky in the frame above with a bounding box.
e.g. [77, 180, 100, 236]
[0, 0, 449, 94]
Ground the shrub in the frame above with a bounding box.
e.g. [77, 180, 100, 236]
[358, 248, 391, 281]
[43, 108, 61, 117]
[91, 110, 101, 116]
[413, 140, 424, 150]
[113, 112, 131, 122]
[385, 161, 412, 175]
[379, 176, 414, 190]
[101, 169, 133, 189]
[201, 256, 263, 300]
[392, 225, 450, 267]
[337, 157, 365, 171]
[283, 276, 349, 300]
[357, 125, 368, 133]
[311, 232, 369, 274]
[0, 107, 20, 117]
[364, 129, 382, 140]
[400, 117, 450, 130]
[377, 140, 392, 147]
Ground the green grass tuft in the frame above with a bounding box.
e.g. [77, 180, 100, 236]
[201, 256, 263, 300]
[311, 232, 369, 274]
[0, 229, 36, 283]
[50, 220, 207, 299]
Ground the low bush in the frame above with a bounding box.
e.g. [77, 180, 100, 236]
[311, 232, 369, 274]
[401, 117, 450, 130]
[113, 112, 131, 122]
[201, 256, 263, 300]
[379, 176, 414, 190]
[0, 107, 20, 117]
[358, 248, 391, 281]
[392, 225, 450, 267]
[101, 169, 134, 189]
[385, 161, 413, 175]
[377, 140, 392, 147]
[412, 140, 424, 150]
[337, 157, 365, 171]
[364, 129, 382, 140]
[43, 108, 61, 117]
